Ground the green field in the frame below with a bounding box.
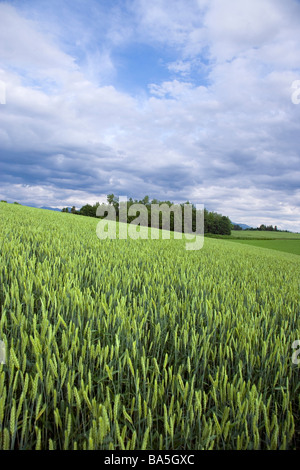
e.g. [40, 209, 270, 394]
[228, 239, 300, 256]
[229, 230, 300, 256]
[231, 230, 300, 240]
[0, 203, 300, 450]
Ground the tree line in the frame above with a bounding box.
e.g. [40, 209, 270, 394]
[62, 194, 232, 235]
[245, 224, 289, 232]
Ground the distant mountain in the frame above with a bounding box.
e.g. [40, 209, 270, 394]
[232, 222, 252, 230]
[40, 206, 63, 212]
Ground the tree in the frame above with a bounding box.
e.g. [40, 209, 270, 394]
[78, 202, 101, 218]
[107, 194, 117, 206]
[79, 204, 96, 217]
[107, 194, 119, 216]
[204, 209, 231, 235]
[219, 216, 231, 235]
[76, 194, 232, 236]
[141, 195, 150, 206]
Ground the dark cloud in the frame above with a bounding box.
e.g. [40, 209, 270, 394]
[0, 1, 300, 231]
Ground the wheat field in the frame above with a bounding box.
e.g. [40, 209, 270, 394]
[0, 202, 299, 450]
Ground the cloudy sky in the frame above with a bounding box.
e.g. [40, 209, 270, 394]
[0, 0, 300, 230]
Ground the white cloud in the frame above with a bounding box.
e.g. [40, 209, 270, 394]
[203, 0, 282, 61]
[167, 60, 192, 76]
[0, 4, 77, 81]
[0, 1, 300, 231]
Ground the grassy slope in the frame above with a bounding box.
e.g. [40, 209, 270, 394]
[231, 230, 300, 240]
[0, 203, 300, 450]
[227, 239, 300, 256]
[229, 230, 300, 256]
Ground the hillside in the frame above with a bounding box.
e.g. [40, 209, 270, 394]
[0, 202, 299, 450]
[230, 230, 300, 239]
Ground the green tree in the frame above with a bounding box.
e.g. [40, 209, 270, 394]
[79, 204, 96, 217]
[107, 194, 119, 217]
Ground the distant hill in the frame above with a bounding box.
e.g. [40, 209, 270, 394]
[21, 204, 63, 212]
[232, 222, 252, 230]
[39, 206, 63, 212]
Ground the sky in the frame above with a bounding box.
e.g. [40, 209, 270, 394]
[0, 0, 300, 230]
